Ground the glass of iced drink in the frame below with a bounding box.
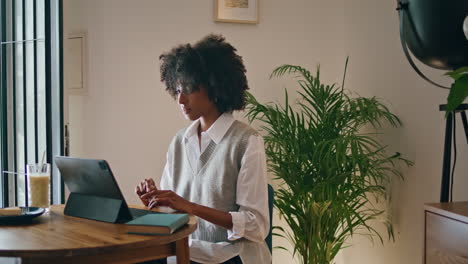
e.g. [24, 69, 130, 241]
[26, 163, 51, 211]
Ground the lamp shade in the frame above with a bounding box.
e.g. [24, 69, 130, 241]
[403, 0, 468, 70]
[464, 16, 468, 40]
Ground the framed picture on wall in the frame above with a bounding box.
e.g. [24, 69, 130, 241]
[214, 0, 259, 24]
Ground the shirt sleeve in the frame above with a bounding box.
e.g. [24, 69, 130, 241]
[159, 149, 172, 190]
[228, 134, 270, 243]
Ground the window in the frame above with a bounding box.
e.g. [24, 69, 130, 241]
[0, 0, 63, 207]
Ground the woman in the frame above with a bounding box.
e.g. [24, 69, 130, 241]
[136, 34, 270, 264]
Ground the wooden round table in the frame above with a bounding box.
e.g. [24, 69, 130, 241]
[0, 205, 197, 264]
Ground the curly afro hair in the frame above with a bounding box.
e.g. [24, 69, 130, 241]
[159, 34, 249, 113]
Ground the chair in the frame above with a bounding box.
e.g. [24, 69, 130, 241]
[265, 184, 274, 253]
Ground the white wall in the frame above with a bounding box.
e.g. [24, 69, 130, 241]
[63, 1, 468, 264]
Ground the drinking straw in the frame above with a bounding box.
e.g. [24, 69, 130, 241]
[40, 151, 46, 173]
[2, 171, 25, 175]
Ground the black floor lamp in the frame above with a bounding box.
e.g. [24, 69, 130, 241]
[396, 0, 468, 203]
[439, 104, 468, 202]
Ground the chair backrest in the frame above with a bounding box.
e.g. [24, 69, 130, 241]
[265, 184, 274, 253]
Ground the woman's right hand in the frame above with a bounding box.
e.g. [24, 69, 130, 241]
[135, 178, 157, 206]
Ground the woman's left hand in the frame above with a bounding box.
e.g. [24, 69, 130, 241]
[142, 190, 195, 213]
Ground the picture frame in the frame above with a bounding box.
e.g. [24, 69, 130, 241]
[214, 0, 259, 24]
[64, 31, 88, 96]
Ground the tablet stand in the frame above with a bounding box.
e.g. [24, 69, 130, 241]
[64, 192, 126, 223]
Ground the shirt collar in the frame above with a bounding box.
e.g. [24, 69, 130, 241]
[183, 112, 235, 144]
[183, 119, 200, 140]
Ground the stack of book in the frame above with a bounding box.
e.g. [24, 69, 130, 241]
[125, 213, 189, 235]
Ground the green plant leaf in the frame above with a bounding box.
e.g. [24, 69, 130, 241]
[446, 74, 468, 113]
[274, 246, 291, 252]
[445, 66, 468, 80]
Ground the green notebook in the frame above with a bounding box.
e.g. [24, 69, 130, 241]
[125, 213, 189, 235]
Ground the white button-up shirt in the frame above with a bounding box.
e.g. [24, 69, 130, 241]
[161, 113, 271, 264]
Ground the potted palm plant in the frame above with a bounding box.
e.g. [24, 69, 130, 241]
[246, 62, 412, 264]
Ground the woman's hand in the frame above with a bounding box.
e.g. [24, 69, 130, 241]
[135, 178, 157, 206]
[142, 189, 233, 229]
[142, 190, 195, 214]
